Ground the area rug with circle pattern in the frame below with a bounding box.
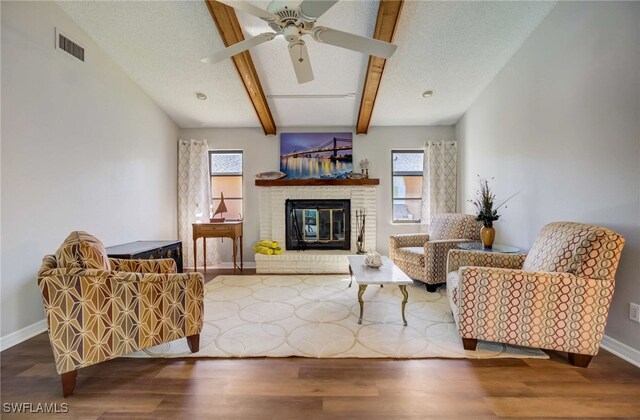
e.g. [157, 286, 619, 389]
[128, 274, 548, 359]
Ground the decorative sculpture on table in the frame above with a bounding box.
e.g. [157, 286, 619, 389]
[355, 208, 367, 254]
[210, 192, 227, 223]
[365, 250, 383, 268]
[359, 159, 370, 178]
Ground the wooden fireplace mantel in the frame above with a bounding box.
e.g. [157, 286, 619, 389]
[255, 178, 380, 187]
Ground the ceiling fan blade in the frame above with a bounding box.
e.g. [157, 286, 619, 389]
[217, 0, 278, 22]
[288, 40, 314, 84]
[202, 33, 276, 64]
[298, 0, 339, 19]
[313, 27, 398, 59]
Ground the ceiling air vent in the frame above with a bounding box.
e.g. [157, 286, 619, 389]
[55, 29, 84, 62]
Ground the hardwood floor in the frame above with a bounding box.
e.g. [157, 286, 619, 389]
[2, 269, 640, 419]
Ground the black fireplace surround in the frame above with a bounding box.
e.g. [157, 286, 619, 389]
[285, 199, 351, 251]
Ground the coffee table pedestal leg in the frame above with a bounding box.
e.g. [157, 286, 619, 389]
[357, 284, 367, 324]
[399, 285, 408, 326]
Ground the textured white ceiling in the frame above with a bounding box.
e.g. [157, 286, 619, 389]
[372, 1, 556, 126]
[57, 1, 556, 129]
[57, 0, 260, 128]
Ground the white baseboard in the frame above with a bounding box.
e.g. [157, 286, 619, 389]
[601, 335, 640, 368]
[0, 319, 47, 352]
[213, 262, 257, 270]
[186, 262, 257, 270]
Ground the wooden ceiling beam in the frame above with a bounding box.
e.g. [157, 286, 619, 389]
[205, 1, 276, 135]
[356, 0, 404, 135]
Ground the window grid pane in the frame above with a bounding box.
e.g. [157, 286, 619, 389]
[392, 152, 424, 174]
[392, 175, 423, 199]
[393, 199, 422, 222]
[211, 175, 243, 199]
[210, 152, 242, 175]
[212, 198, 243, 221]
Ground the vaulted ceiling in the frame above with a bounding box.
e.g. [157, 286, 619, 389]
[57, 1, 556, 130]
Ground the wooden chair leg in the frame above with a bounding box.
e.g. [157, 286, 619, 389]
[61, 370, 77, 398]
[568, 352, 593, 368]
[187, 334, 200, 353]
[462, 338, 478, 351]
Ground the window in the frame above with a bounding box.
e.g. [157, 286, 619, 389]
[209, 150, 243, 221]
[392, 150, 424, 223]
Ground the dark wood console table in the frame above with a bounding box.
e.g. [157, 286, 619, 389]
[192, 222, 243, 274]
[105, 240, 183, 273]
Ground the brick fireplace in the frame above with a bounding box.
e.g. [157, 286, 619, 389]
[255, 181, 377, 273]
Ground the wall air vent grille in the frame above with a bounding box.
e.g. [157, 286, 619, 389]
[56, 29, 84, 62]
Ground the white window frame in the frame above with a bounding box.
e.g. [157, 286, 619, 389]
[209, 149, 243, 221]
[391, 149, 424, 224]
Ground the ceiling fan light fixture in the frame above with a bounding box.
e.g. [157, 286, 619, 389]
[194, 92, 208, 101]
[203, 0, 398, 84]
[421, 90, 434, 98]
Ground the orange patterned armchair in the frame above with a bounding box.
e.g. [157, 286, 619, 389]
[390, 213, 481, 292]
[446, 222, 625, 367]
[37, 232, 204, 396]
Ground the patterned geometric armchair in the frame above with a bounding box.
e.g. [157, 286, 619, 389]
[37, 231, 204, 397]
[446, 222, 625, 367]
[390, 213, 481, 292]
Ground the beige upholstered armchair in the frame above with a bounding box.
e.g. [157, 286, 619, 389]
[447, 222, 625, 367]
[37, 232, 204, 397]
[390, 213, 481, 292]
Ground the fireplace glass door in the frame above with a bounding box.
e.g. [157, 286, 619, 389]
[286, 200, 350, 250]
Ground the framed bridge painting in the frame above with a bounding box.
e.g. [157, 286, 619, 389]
[280, 132, 353, 179]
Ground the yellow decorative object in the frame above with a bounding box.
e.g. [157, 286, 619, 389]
[254, 240, 282, 256]
[258, 240, 279, 249]
[253, 246, 274, 255]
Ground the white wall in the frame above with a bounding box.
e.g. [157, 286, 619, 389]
[1, 2, 179, 340]
[456, 2, 640, 350]
[179, 125, 454, 262]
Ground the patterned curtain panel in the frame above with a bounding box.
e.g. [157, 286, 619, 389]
[421, 141, 457, 225]
[178, 139, 221, 269]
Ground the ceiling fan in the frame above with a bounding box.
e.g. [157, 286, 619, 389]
[202, 0, 398, 84]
